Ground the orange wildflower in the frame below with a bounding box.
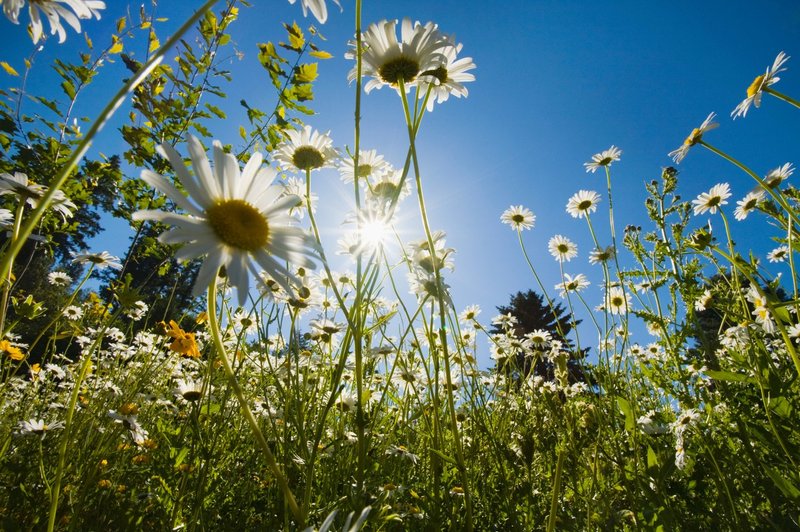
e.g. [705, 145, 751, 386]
[0, 340, 24, 361]
[165, 320, 200, 358]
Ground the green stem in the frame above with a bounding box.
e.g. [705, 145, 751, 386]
[700, 140, 800, 227]
[547, 447, 566, 532]
[0, 201, 26, 335]
[398, 77, 473, 531]
[206, 281, 303, 525]
[765, 86, 800, 110]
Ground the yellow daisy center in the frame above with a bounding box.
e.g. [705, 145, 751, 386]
[355, 164, 373, 177]
[372, 181, 398, 199]
[206, 199, 270, 251]
[684, 128, 701, 146]
[747, 74, 765, 98]
[424, 65, 448, 84]
[598, 156, 612, 166]
[578, 200, 593, 210]
[511, 214, 525, 223]
[611, 296, 624, 307]
[183, 390, 202, 402]
[292, 146, 325, 171]
[379, 56, 420, 84]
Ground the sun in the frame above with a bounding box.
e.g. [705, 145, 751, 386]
[359, 217, 392, 251]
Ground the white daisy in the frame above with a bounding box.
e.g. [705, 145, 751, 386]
[5, 0, 106, 44]
[500, 205, 535, 231]
[281, 176, 316, 219]
[62, 305, 83, 320]
[132, 135, 318, 306]
[337, 149, 391, 184]
[584, 145, 622, 173]
[734, 190, 764, 221]
[287, 0, 338, 24]
[525, 329, 551, 347]
[732, 51, 789, 119]
[692, 183, 731, 215]
[694, 289, 713, 312]
[17, 418, 64, 436]
[0, 171, 76, 221]
[365, 168, 411, 206]
[174, 378, 204, 402]
[763, 162, 794, 189]
[566, 190, 601, 219]
[669, 113, 718, 163]
[47, 271, 72, 286]
[548, 235, 578, 263]
[0, 208, 12, 226]
[71, 250, 122, 270]
[273, 126, 337, 173]
[349, 18, 449, 93]
[603, 286, 631, 315]
[767, 245, 790, 263]
[555, 273, 590, 299]
[418, 40, 476, 111]
[458, 304, 481, 323]
[588, 246, 615, 265]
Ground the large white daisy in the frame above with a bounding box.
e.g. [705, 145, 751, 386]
[133, 135, 318, 306]
[349, 18, 450, 93]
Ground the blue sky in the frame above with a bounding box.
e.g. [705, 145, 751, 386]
[3, 0, 800, 364]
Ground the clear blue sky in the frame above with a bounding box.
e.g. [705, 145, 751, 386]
[3, 0, 800, 364]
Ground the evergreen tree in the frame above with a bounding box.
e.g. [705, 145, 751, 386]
[491, 289, 590, 383]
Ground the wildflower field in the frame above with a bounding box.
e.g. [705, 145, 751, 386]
[1, 1, 799, 530]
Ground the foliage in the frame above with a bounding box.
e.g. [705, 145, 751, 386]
[0, 1, 798, 531]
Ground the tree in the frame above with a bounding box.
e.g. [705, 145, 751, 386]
[491, 289, 591, 384]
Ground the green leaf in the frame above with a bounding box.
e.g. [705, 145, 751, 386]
[173, 447, 190, 467]
[765, 467, 800, 500]
[769, 396, 793, 418]
[60, 80, 76, 100]
[617, 397, 635, 432]
[705, 369, 751, 383]
[647, 446, 659, 470]
[429, 448, 457, 465]
[110, 35, 123, 54]
[0, 62, 18, 76]
[294, 63, 318, 83]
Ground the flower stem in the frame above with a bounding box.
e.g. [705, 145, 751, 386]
[0, 201, 25, 334]
[399, 77, 474, 531]
[765, 86, 800, 110]
[546, 447, 566, 532]
[206, 281, 303, 525]
[700, 140, 800, 227]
